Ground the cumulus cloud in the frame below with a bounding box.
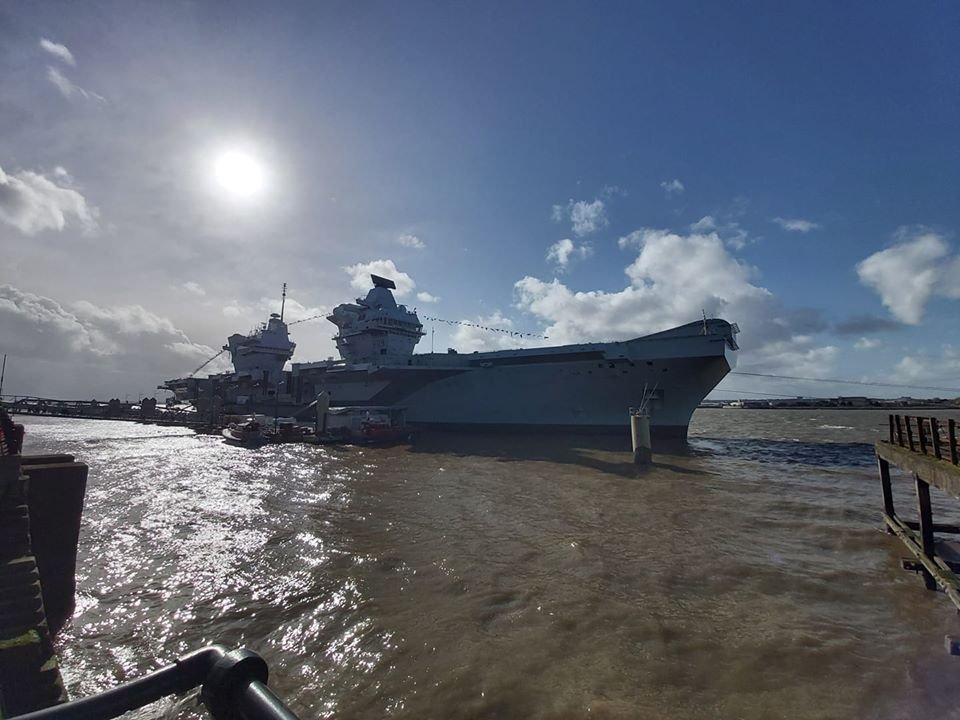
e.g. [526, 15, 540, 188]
[894, 346, 960, 389]
[515, 227, 836, 376]
[690, 216, 717, 232]
[46, 66, 106, 103]
[181, 282, 206, 296]
[416, 291, 439, 303]
[546, 238, 593, 270]
[854, 337, 880, 350]
[0, 284, 224, 396]
[0, 164, 98, 235]
[398, 234, 425, 250]
[39, 38, 76, 66]
[772, 217, 820, 232]
[856, 228, 960, 325]
[660, 179, 684, 197]
[344, 259, 416, 296]
[450, 312, 532, 353]
[221, 295, 325, 323]
[688, 215, 749, 249]
[551, 198, 608, 237]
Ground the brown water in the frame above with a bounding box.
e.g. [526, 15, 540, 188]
[19, 409, 960, 719]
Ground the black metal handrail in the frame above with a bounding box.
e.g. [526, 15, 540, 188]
[11, 646, 300, 720]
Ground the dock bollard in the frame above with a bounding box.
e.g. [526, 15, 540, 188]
[630, 411, 652, 466]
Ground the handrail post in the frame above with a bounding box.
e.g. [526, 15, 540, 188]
[888, 414, 895, 443]
[905, 416, 915, 452]
[918, 417, 928, 456]
[950, 419, 958, 465]
[931, 418, 942, 460]
[895, 415, 904, 446]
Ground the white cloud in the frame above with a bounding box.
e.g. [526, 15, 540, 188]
[773, 217, 820, 233]
[0, 164, 98, 235]
[660, 179, 684, 197]
[39, 38, 75, 66]
[416, 291, 440, 303]
[450, 312, 533, 353]
[688, 215, 749, 249]
[551, 198, 608, 236]
[398, 234, 425, 250]
[546, 238, 593, 270]
[854, 337, 881, 350]
[343, 259, 416, 296]
[46, 66, 106, 103]
[0, 285, 224, 395]
[182, 282, 206, 296]
[220, 296, 326, 323]
[599, 185, 626, 199]
[894, 347, 960, 389]
[690, 216, 717, 232]
[856, 228, 960, 325]
[519, 227, 835, 377]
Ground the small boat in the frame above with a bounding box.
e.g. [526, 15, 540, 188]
[222, 419, 267, 447]
[322, 406, 411, 445]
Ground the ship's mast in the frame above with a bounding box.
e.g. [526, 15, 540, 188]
[280, 283, 287, 322]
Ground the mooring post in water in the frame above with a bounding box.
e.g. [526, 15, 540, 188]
[914, 472, 938, 591]
[630, 410, 652, 466]
[878, 456, 895, 535]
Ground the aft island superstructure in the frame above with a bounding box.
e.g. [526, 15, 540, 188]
[162, 275, 738, 439]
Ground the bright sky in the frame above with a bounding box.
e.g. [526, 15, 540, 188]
[1, 2, 959, 400]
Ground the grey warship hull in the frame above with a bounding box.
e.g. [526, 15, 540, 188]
[289, 319, 736, 439]
[162, 276, 737, 440]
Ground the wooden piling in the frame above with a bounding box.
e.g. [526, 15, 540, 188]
[878, 457, 894, 535]
[914, 474, 937, 590]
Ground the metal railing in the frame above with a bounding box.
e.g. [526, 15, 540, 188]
[888, 414, 959, 465]
[10, 646, 300, 720]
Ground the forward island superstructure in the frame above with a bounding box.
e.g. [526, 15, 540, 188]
[162, 275, 738, 439]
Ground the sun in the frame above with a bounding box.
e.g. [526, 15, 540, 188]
[213, 149, 266, 199]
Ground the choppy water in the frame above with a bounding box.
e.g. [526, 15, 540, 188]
[18, 409, 960, 719]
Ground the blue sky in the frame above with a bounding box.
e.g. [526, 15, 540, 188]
[1, 1, 959, 399]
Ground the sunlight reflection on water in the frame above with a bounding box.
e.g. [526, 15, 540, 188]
[19, 410, 960, 719]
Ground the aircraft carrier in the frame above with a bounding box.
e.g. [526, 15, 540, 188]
[162, 275, 739, 439]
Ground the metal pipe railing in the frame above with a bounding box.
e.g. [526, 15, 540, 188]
[10, 646, 301, 720]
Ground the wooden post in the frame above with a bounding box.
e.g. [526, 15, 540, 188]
[895, 415, 904, 446]
[879, 456, 895, 535]
[915, 473, 937, 590]
[630, 412, 652, 466]
[906, 416, 915, 452]
[931, 418, 942, 460]
[918, 417, 928, 456]
[888, 414, 895, 443]
[950, 419, 958, 465]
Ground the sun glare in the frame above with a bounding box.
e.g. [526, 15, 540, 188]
[213, 149, 266, 199]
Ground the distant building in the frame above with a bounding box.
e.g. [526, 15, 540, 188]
[837, 396, 871, 407]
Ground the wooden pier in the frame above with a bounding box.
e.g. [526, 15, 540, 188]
[0, 394, 213, 429]
[876, 414, 960, 611]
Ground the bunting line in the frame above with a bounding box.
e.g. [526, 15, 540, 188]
[421, 315, 548, 340]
